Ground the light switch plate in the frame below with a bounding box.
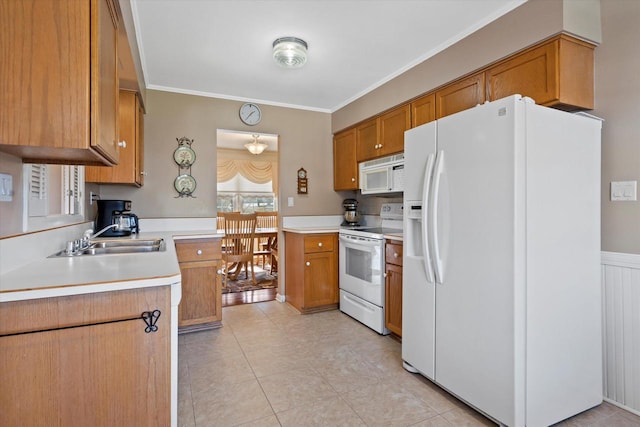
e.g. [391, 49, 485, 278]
[611, 180, 637, 201]
[0, 173, 13, 202]
[287, 197, 294, 207]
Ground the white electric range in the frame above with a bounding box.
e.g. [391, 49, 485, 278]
[338, 203, 403, 334]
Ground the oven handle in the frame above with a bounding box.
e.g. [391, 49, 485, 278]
[339, 235, 382, 249]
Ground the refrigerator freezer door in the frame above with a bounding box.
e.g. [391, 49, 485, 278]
[434, 96, 524, 426]
[402, 122, 437, 379]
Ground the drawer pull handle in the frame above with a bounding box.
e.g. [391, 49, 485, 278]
[394, 253, 399, 258]
[318, 242, 323, 247]
[306, 261, 310, 266]
[117, 140, 127, 148]
[196, 249, 202, 255]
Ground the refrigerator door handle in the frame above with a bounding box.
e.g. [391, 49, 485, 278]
[421, 153, 436, 282]
[431, 150, 445, 284]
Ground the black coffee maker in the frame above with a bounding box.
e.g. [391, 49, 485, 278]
[95, 200, 139, 237]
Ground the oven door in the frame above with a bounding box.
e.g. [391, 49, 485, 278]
[339, 234, 384, 306]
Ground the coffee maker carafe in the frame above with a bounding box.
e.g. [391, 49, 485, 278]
[95, 200, 139, 237]
[342, 198, 360, 226]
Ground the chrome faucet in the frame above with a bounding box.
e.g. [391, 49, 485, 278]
[83, 223, 121, 240]
[64, 224, 121, 255]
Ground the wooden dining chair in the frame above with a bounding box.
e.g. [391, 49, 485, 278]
[269, 236, 278, 275]
[221, 212, 257, 287]
[254, 212, 278, 268]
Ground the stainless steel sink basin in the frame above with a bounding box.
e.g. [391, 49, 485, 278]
[51, 238, 166, 257]
[89, 239, 164, 249]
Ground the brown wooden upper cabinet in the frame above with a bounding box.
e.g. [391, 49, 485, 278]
[411, 93, 436, 127]
[436, 72, 486, 119]
[86, 90, 145, 186]
[486, 34, 594, 110]
[378, 104, 411, 157]
[356, 118, 380, 162]
[333, 128, 358, 191]
[0, 0, 120, 166]
[356, 105, 410, 162]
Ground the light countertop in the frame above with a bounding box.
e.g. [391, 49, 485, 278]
[0, 231, 222, 303]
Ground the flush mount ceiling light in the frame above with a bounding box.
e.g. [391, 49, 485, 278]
[245, 134, 268, 155]
[272, 37, 308, 68]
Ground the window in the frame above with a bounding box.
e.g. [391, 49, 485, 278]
[217, 193, 276, 213]
[23, 164, 85, 232]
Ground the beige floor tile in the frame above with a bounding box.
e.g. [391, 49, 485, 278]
[411, 415, 454, 427]
[188, 352, 255, 393]
[440, 406, 498, 426]
[592, 413, 640, 427]
[258, 367, 338, 413]
[178, 398, 196, 427]
[399, 375, 464, 414]
[276, 396, 366, 426]
[177, 301, 640, 427]
[192, 378, 274, 427]
[236, 414, 282, 427]
[342, 381, 439, 426]
[244, 344, 314, 378]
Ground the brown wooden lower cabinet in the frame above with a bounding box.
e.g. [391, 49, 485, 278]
[175, 238, 223, 332]
[0, 286, 171, 425]
[385, 239, 403, 336]
[285, 232, 339, 314]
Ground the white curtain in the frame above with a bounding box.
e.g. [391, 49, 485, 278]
[217, 148, 278, 193]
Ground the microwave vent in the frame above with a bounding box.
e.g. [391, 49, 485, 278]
[361, 153, 404, 168]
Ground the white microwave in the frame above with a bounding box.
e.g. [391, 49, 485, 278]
[359, 153, 404, 195]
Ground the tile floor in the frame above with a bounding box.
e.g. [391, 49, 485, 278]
[178, 301, 640, 427]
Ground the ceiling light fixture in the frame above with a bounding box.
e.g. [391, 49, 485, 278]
[245, 134, 268, 155]
[272, 37, 308, 68]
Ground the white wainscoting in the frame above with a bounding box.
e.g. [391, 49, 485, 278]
[601, 251, 640, 416]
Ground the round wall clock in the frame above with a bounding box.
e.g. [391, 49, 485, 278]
[174, 174, 197, 196]
[173, 145, 196, 167]
[239, 103, 262, 126]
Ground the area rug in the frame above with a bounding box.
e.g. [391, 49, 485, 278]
[221, 266, 277, 294]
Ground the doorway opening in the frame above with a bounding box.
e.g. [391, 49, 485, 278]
[216, 129, 279, 306]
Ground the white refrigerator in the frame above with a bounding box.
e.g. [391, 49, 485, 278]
[402, 95, 602, 427]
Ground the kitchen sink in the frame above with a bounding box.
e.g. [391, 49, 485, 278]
[51, 238, 166, 257]
[88, 238, 164, 248]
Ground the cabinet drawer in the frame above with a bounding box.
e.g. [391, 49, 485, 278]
[175, 239, 221, 262]
[304, 235, 335, 253]
[385, 242, 403, 266]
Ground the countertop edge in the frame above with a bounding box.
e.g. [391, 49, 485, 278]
[0, 230, 224, 302]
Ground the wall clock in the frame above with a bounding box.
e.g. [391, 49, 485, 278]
[297, 168, 308, 194]
[239, 103, 262, 126]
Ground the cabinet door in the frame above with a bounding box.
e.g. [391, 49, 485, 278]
[304, 252, 338, 308]
[356, 118, 380, 162]
[486, 41, 557, 106]
[0, 287, 171, 425]
[435, 72, 485, 119]
[86, 90, 141, 184]
[178, 260, 221, 327]
[379, 104, 411, 156]
[333, 128, 358, 190]
[411, 93, 436, 128]
[91, 0, 120, 164]
[385, 263, 403, 336]
[486, 35, 594, 110]
[136, 93, 145, 186]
